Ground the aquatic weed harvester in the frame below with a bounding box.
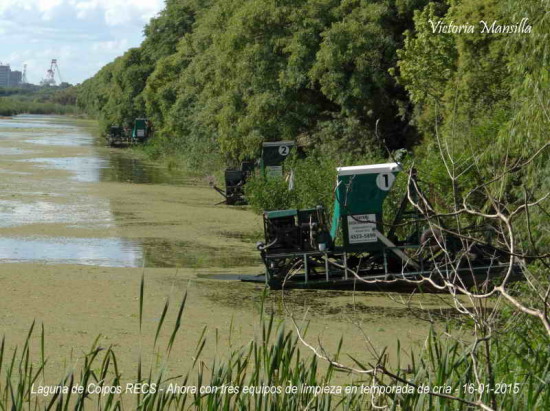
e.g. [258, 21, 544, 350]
[212, 141, 296, 205]
[243, 162, 519, 290]
[107, 118, 153, 147]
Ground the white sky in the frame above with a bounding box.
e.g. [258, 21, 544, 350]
[0, 0, 165, 84]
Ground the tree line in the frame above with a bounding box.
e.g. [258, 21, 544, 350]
[76, 0, 548, 246]
[0, 84, 78, 116]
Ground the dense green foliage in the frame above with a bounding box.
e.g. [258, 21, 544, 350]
[395, 0, 549, 249]
[76, 0, 548, 255]
[78, 0, 430, 170]
[77, 0, 548, 224]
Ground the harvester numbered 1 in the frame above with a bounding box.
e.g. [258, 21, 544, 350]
[245, 162, 519, 290]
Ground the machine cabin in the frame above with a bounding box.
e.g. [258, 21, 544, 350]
[260, 141, 295, 177]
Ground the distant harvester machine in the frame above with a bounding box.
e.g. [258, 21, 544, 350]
[107, 118, 153, 147]
[212, 161, 256, 205]
[132, 118, 150, 142]
[213, 141, 297, 205]
[247, 162, 517, 290]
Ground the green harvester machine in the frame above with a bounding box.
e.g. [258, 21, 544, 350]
[107, 118, 153, 147]
[131, 118, 151, 143]
[213, 141, 296, 205]
[244, 162, 517, 290]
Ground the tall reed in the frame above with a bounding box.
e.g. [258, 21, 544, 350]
[0, 276, 547, 410]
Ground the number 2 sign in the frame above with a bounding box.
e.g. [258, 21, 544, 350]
[278, 145, 290, 156]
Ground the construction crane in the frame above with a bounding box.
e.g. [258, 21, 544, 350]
[40, 59, 62, 86]
[21, 64, 28, 84]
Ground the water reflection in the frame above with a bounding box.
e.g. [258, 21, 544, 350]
[0, 115, 256, 269]
[25, 133, 92, 147]
[17, 155, 188, 185]
[0, 237, 141, 267]
[100, 152, 191, 185]
[0, 147, 34, 155]
[0, 114, 77, 130]
[0, 236, 257, 268]
[18, 157, 108, 182]
[0, 198, 114, 228]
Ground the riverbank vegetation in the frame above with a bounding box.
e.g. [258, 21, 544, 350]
[0, 85, 78, 116]
[76, 0, 547, 218]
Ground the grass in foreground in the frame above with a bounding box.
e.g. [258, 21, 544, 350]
[0, 276, 548, 410]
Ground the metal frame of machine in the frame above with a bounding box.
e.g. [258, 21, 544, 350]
[249, 162, 517, 290]
[212, 161, 256, 205]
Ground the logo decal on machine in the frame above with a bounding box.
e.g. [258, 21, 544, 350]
[347, 214, 377, 244]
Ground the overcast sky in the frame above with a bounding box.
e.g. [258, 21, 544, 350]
[0, 0, 165, 85]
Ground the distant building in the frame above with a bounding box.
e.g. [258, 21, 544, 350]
[0, 64, 22, 87]
[0, 65, 9, 87]
[9, 70, 22, 86]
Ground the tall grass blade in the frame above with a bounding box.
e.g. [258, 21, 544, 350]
[167, 291, 187, 354]
[139, 272, 145, 332]
[154, 299, 170, 349]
